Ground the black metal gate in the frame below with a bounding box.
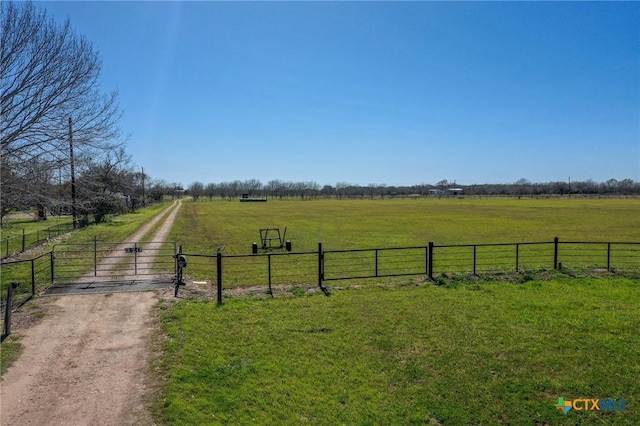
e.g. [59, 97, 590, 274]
[52, 240, 176, 283]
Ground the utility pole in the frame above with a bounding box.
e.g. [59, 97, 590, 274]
[69, 117, 77, 229]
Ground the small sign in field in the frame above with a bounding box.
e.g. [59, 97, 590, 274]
[124, 247, 143, 253]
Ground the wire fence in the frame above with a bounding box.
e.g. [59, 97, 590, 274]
[1, 238, 638, 316]
[0, 252, 53, 320]
[178, 238, 639, 305]
[1, 221, 80, 259]
[324, 246, 429, 280]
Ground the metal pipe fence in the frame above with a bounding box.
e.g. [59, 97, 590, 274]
[431, 241, 554, 275]
[323, 246, 429, 281]
[51, 240, 176, 282]
[183, 250, 318, 291]
[178, 238, 639, 305]
[0, 252, 53, 323]
[1, 221, 78, 259]
[1, 238, 637, 314]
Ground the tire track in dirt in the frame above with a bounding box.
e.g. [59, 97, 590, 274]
[0, 200, 183, 426]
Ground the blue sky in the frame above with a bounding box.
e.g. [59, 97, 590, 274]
[40, 1, 639, 187]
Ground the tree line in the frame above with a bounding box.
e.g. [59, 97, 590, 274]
[187, 178, 640, 201]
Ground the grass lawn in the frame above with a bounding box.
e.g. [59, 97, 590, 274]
[170, 198, 640, 253]
[58, 200, 175, 245]
[1, 216, 75, 258]
[169, 198, 640, 286]
[156, 277, 639, 425]
[1, 216, 72, 237]
[156, 198, 639, 424]
[3, 197, 638, 423]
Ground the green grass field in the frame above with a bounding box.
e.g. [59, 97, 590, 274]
[169, 198, 640, 286]
[1, 216, 75, 258]
[1, 216, 71, 237]
[170, 198, 640, 253]
[157, 277, 639, 425]
[154, 198, 639, 424]
[2, 198, 638, 423]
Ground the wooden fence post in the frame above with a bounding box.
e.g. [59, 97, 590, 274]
[553, 237, 559, 270]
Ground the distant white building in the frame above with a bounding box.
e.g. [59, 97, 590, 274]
[429, 188, 463, 196]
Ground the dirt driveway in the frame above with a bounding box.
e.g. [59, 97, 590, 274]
[1, 200, 183, 425]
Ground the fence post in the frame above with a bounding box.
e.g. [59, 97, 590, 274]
[375, 249, 379, 277]
[2, 282, 19, 342]
[515, 244, 519, 272]
[31, 258, 36, 296]
[473, 245, 477, 275]
[318, 243, 330, 296]
[553, 237, 559, 270]
[216, 252, 223, 306]
[425, 246, 429, 277]
[318, 243, 323, 289]
[428, 242, 434, 280]
[94, 237, 98, 276]
[267, 254, 272, 295]
[50, 251, 55, 284]
[22, 229, 26, 253]
[607, 243, 611, 271]
[134, 242, 138, 275]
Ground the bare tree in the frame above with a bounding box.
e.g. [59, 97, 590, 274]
[515, 178, 531, 198]
[188, 181, 205, 201]
[1, 1, 123, 216]
[205, 182, 217, 200]
[75, 148, 134, 222]
[436, 179, 449, 190]
[242, 179, 263, 196]
[266, 179, 284, 199]
[335, 182, 350, 200]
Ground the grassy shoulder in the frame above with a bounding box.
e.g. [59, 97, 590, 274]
[153, 277, 639, 425]
[0, 336, 23, 376]
[59, 200, 175, 245]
